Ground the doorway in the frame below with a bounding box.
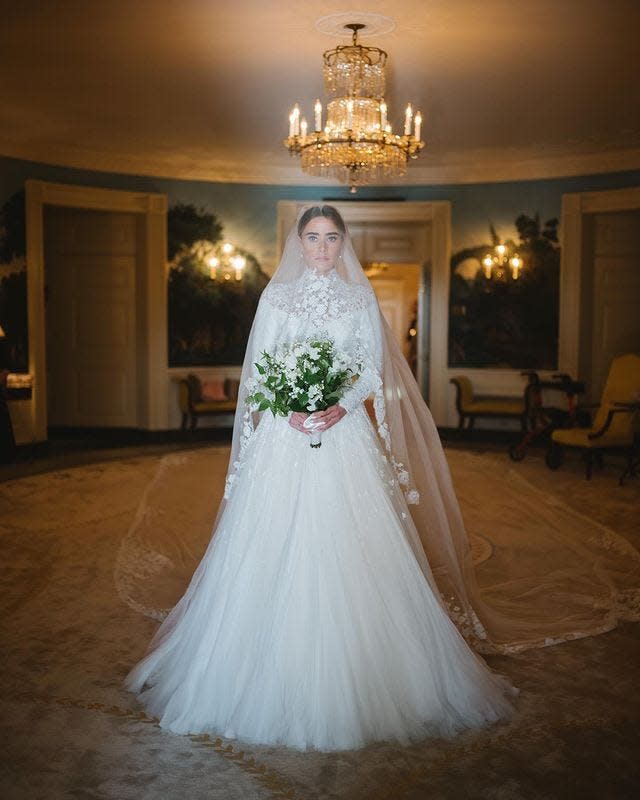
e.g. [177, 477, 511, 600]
[581, 210, 640, 401]
[560, 186, 640, 399]
[365, 262, 422, 377]
[25, 180, 168, 442]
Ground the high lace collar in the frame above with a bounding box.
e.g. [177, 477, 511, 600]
[302, 265, 338, 281]
[264, 263, 372, 322]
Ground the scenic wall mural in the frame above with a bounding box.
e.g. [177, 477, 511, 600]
[448, 213, 560, 370]
[0, 191, 27, 372]
[167, 204, 269, 366]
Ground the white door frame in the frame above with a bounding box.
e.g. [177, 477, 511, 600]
[276, 200, 452, 423]
[560, 186, 640, 378]
[25, 179, 168, 441]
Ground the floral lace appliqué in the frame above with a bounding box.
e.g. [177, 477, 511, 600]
[264, 269, 374, 329]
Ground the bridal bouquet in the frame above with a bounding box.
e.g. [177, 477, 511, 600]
[245, 337, 361, 448]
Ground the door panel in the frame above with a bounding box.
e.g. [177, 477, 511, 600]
[591, 212, 640, 399]
[44, 207, 138, 427]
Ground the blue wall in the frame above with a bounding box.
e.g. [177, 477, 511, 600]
[1, 155, 639, 266]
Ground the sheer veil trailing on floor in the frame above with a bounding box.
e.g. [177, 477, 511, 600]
[119, 206, 640, 656]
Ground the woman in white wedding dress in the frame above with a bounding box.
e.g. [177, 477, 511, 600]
[125, 205, 519, 752]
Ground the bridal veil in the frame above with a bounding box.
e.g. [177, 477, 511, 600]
[117, 205, 640, 654]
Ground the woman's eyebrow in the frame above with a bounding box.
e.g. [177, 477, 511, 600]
[304, 230, 341, 236]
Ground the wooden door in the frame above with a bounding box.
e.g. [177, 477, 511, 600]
[590, 211, 640, 399]
[44, 207, 139, 427]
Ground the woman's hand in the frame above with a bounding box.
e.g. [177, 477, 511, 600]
[288, 404, 347, 434]
[289, 411, 312, 433]
[306, 403, 347, 432]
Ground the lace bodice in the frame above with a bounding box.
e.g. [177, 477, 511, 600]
[260, 268, 382, 413]
[223, 267, 391, 500]
[263, 268, 374, 329]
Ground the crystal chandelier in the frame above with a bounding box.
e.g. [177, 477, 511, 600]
[284, 23, 425, 192]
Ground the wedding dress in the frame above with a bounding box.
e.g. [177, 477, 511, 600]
[124, 263, 516, 751]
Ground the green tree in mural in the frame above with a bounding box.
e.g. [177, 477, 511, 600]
[0, 190, 26, 263]
[449, 214, 560, 369]
[167, 203, 223, 262]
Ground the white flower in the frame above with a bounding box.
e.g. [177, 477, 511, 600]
[397, 469, 409, 485]
[406, 489, 420, 505]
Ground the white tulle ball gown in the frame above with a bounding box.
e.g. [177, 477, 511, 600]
[124, 261, 517, 752]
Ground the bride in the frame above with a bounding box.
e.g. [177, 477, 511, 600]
[125, 204, 520, 751]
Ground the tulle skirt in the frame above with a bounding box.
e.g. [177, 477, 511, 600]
[124, 407, 516, 751]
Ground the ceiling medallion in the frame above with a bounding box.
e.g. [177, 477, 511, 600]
[284, 22, 425, 193]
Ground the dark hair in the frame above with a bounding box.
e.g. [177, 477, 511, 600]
[297, 205, 346, 237]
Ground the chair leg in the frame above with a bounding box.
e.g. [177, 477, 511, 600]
[619, 446, 638, 486]
[545, 441, 563, 470]
[585, 451, 594, 480]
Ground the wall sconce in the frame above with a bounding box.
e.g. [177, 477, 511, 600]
[481, 242, 523, 281]
[206, 241, 246, 282]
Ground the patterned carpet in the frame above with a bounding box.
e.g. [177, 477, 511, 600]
[0, 445, 638, 800]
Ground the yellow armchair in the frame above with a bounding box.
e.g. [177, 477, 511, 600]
[547, 353, 640, 482]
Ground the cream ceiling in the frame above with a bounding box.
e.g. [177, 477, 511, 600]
[1, 0, 639, 186]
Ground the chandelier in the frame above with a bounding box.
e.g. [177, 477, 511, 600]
[481, 243, 523, 281]
[284, 23, 425, 192]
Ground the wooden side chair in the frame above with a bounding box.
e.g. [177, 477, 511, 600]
[450, 376, 527, 432]
[177, 374, 238, 433]
[546, 353, 640, 482]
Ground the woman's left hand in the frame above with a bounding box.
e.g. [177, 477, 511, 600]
[308, 403, 347, 432]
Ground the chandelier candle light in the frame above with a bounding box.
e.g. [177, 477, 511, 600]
[285, 23, 425, 192]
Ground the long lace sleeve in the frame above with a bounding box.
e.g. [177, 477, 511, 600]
[338, 298, 383, 414]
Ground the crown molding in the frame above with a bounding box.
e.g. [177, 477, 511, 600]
[2, 139, 640, 187]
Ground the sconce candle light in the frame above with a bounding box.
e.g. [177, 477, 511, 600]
[482, 242, 524, 281]
[206, 241, 246, 282]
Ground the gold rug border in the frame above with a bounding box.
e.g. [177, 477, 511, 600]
[12, 690, 612, 800]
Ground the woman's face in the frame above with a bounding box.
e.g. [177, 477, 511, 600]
[299, 216, 343, 274]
